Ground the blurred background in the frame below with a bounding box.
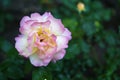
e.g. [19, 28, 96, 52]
[0, 0, 120, 80]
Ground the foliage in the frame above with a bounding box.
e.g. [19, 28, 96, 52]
[0, 0, 120, 80]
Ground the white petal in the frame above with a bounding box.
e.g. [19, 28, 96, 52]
[15, 35, 33, 57]
[56, 36, 68, 51]
[42, 12, 51, 21]
[15, 35, 28, 52]
[30, 54, 47, 67]
[30, 13, 42, 21]
[48, 16, 65, 35]
[20, 49, 32, 58]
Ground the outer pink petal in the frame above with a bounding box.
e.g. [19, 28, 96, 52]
[30, 54, 50, 66]
[30, 13, 41, 21]
[56, 36, 69, 52]
[31, 12, 51, 22]
[42, 12, 51, 21]
[15, 35, 32, 57]
[42, 57, 52, 66]
[19, 20, 37, 35]
[53, 49, 66, 61]
[62, 28, 72, 40]
[20, 16, 30, 27]
[31, 20, 51, 29]
[47, 14, 65, 35]
[15, 35, 27, 52]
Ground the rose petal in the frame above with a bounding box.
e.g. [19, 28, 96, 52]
[31, 12, 51, 22]
[15, 35, 33, 57]
[53, 49, 66, 61]
[42, 57, 52, 65]
[20, 49, 32, 58]
[19, 20, 37, 35]
[56, 36, 69, 51]
[31, 13, 41, 21]
[15, 35, 27, 52]
[62, 28, 72, 40]
[42, 12, 51, 21]
[20, 16, 30, 27]
[47, 15, 65, 35]
[30, 54, 49, 66]
[38, 46, 57, 59]
[31, 20, 51, 29]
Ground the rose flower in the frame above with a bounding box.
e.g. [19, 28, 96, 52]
[15, 12, 71, 67]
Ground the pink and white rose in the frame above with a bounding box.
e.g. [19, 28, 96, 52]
[15, 12, 71, 67]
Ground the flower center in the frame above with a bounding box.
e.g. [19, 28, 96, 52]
[32, 27, 56, 54]
[40, 39, 44, 42]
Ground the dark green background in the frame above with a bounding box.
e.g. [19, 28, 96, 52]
[0, 0, 120, 80]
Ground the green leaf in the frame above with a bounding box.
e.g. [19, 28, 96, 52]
[24, 61, 33, 74]
[105, 32, 116, 46]
[82, 22, 96, 36]
[5, 66, 24, 79]
[65, 44, 80, 59]
[80, 40, 90, 53]
[32, 67, 52, 80]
